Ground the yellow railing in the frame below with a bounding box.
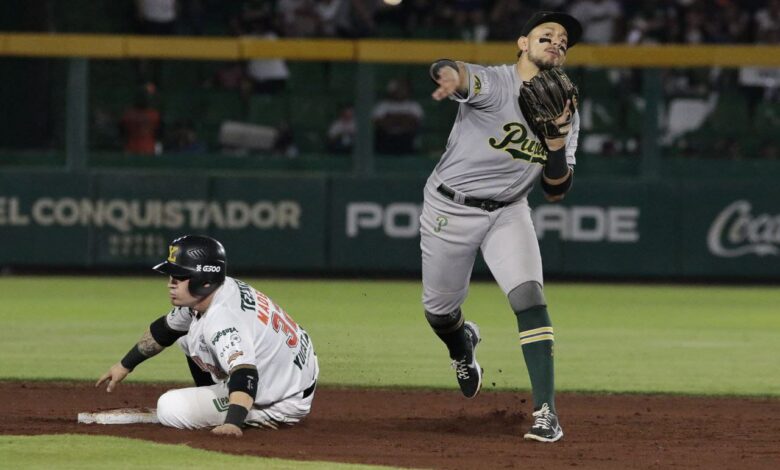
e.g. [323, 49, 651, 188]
[1, 33, 779, 66]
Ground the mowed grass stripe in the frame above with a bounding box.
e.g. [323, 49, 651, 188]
[0, 277, 778, 395]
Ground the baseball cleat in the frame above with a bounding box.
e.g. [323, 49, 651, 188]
[451, 321, 483, 398]
[523, 403, 563, 442]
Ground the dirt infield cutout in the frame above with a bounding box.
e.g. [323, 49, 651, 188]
[2, 382, 778, 469]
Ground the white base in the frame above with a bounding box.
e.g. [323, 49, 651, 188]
[77, 408, 159, 424]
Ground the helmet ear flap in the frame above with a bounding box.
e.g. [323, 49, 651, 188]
[188, 279, 219, 297]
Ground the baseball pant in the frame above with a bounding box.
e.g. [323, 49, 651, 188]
[156, 381, 316, 430]
[420, 182, 543, 315]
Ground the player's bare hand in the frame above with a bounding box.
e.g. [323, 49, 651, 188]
[432, 66, 460, 101]
[96, 362, 130, 393]
[211, 423, 243, 437]
[545, 99, 575, 151]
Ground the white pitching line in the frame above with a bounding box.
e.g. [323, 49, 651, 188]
[77, 408, 159, 425]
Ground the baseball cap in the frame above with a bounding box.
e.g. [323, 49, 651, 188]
[520, 11, 583, 48]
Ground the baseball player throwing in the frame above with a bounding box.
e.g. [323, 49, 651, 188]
[97, 235, 319, 436]
[422, 11, 582, 443]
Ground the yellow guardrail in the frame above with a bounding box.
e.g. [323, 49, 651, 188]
[1, 33, 779, 67]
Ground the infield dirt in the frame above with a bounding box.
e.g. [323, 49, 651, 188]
[1, 381, 778, 469]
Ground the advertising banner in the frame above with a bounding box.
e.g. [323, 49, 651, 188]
[1, 172, 777, 279]
[528, 179, 681, 277]
[0, 172, 328, 270]
[329, 176, 426, 271]
[680, 181, 780, 277]
[0, 172, 92, 265]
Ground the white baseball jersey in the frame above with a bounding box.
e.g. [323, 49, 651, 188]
[430, 63, 580, 201]
[164, 277, 317, 406]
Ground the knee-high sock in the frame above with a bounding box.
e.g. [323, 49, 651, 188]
[515, 305, 556, 413]
[425, 309, 470, 360]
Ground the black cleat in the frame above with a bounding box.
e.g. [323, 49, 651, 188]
[451, 321, 483, 398]
[524, 403, 563, 442]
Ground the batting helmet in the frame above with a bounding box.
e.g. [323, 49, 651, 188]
[153, 235, 227, 297]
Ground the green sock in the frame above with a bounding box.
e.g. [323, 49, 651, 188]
[515, 305, 556, 413]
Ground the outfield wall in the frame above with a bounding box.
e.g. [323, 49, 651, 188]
[1, 171, 777, 279]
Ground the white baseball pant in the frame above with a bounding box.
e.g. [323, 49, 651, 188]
[156, 381, 316, 430]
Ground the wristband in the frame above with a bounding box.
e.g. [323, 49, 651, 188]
[120, 344, 147, 371]
[541, 170, 573, 196]
[543, 147, 568, 180]
[429, 59, 458, 83]
[224, 404, 248, 427]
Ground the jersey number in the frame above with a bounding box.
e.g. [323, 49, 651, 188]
[271, 311, 299, 348]
[255, 292, 299, 348]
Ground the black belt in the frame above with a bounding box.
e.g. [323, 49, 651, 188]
[436, 184, 510, 212]
[302, 381, 316, 398]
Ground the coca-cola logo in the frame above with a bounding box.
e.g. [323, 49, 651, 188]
[707, 200, 780, 258]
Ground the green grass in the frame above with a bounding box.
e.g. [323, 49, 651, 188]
[1, 277, 779, 396]
[0, 434, 401, 469]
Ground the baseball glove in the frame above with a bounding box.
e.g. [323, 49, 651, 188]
[518, 68, 579, 141]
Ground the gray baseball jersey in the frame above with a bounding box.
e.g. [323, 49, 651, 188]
[421, 63, 580, 315]
[431, 63, 579, 200]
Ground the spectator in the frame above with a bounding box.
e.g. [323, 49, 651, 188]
[316, 0, 343, 37]
[243, 13, 290, 94]
[452, 0, 489, 42]
[739, 1, 780, 106]
[135, 0, 178, 35]
[166, 119, 206, 154]
[489, 0, 535, 41]
[334, 0, 379, 38]
[372, 78, 424, 155]
[567, 0, 624, 44]
[119, 85, 162, 155]
[327, 105, 356, 154]
[205, 61, 246, 91]
[719, 0, 751, 43]
[277, 0, 323, 37]
[755, 0, 780, 43]
[626, 0, 675, 44]
[273, 121, 299, 158]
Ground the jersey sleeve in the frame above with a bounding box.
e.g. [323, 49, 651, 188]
[165, 307, 194, 332]
[453, 63, 503, 111]
[206, 314, 255, 373]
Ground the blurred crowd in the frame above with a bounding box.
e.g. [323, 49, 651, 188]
[127, 0, 780, 45]
[125, 0, 780, 160]
[5, 0, 779, 160]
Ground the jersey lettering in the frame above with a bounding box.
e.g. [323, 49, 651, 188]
[255, 291, 271, 324]
[293, 331, 311, 370]
[253, 290, 299, 347]
[236, 280, 256, 312]
[488, 122, 547, 164]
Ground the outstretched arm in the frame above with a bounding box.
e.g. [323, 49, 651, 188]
[430, 59, 469, 101]
[96, 329, 165, 392]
